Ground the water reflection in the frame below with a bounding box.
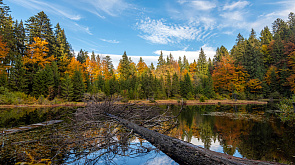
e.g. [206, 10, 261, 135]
[1, 104, 295, 164]
[166, 104, 295, 164]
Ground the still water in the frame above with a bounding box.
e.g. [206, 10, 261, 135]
[0, 103, 294, 164]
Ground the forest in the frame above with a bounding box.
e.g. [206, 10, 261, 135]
[1, 0, 295, 104]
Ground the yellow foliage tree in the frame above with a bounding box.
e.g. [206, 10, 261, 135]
[23, 37, 55, 69]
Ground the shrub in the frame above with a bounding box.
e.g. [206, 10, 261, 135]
[278, 96, 295, 122]
[199, 95, 208, 102]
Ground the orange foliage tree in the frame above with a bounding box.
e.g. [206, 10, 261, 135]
[23, 37, 55, 69]
[212, 55, 248, 94]
[246, 78, 262, 94]
[136, 57, 148, 74]
[0, 36, 10, 75]
[66, 57, 82, 77]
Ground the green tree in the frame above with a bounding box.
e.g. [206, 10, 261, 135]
[72, 69, 85, 101]
[180, 73, 193, 99]
[61, 73, 73, 101]
[197, 48, 208, 75]
[171, 72, 180, 97]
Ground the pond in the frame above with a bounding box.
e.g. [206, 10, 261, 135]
[0, 103, 294, 164]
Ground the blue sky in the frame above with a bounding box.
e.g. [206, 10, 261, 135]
[5, 0, 295, 67]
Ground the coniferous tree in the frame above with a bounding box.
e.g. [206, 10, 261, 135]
[171, 72, 180, 97]
[72, 69, 85, 101]
[197, 48, 208, 75]
[180, 73, 192, 99]
[9, 54, 27, 92]
[61, 73, 73, 101]
[25, 11, 55, 58]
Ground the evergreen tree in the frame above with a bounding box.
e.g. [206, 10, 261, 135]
[9, 54, 27, 92]
[77, 49, 88, 64]
[165, 71, 172, 98]
[260, 26, 273, 45]
[197, 48, 208, 75]
[180, 73, 192, 99]
[72, 69, 85, 101]
[157, 51, 165, 69]
[61, 73, 73, 101]
[118, 51, 131, 80]
[25, 11, 55, 58]
[171, 72, 180, 97]
[51, 61, 60, 97]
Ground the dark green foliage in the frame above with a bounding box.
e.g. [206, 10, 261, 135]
[72, 69, 85, 101]
[61, 73, 73, 101]
[9, 55, 27, 92]
[172, 73, 180, 97]
[77, 49, 88, 64]
[180, 73, 193, 99]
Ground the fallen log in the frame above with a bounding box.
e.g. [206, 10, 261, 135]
[108, 113, 283, 165]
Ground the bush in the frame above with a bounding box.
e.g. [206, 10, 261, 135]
[278, 97, 295, 122]
[199, 95, 208, 102]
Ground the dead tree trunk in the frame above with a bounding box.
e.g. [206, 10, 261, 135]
[108, 113, 283, 165]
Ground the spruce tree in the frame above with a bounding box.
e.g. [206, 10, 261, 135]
[72, 69, 85, 101]
[197, 48, 208, 75]
[61, 73, 73, 101]
[171, 72, 180, 97]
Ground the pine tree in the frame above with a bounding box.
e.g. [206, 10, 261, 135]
[197, 48, 208, 75]
[118, 51, 131, 80]
[157, 51, 165, 69]
[72, 69, 85, 101]
[25, 11, 55, 58]
[180, 73, 192, 99]
[61, 73, 73, 101]
[260, 26, 273, 45]
[77, 49, 88, 64]
[171, 72, 180, 97]
[9, 54, 27, 92]
[165, 71, 172, 98]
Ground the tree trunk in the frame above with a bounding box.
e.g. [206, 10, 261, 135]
[108, 113, 284, 165]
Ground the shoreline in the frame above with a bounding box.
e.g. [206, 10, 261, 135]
[0, 99, 268, 108]
[129, 99, 268, 105]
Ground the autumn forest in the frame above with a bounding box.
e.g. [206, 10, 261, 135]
[1, 1, 295, 103]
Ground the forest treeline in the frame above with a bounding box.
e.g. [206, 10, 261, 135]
[1, 0, 295, 103]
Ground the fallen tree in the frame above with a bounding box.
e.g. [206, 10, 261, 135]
[109, 113, 282, 165]
[73, 101, 283, 165]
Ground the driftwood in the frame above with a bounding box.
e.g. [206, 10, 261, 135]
[108, 113, 283, 165]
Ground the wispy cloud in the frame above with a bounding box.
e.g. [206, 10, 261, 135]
[76, 0, 132, 18]
[223, 1, 250, 11]
[220, 11, 244, 21]
[9, 0, 82, 20]
[136, 17, 206, 44]
[74, 23, 92, 35]
[100, 39, 120, 44]
[190, 1, 216, 11]
[177, 1, 216, 11]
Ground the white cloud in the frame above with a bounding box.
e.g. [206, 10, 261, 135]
[154, 44, 216, 62]
[10, 0, 82, 20]
[223, 1, 250, 11]
[220, 11, 244, 21]
[177, 1, 216, 11]
[79, 0, 131, 18]
[98, 45, 216, 69]
[74, 23, 92, 35]
[190, 1, 216, 11]
[100, 39, 120, 44]
[248, 1, 295, 32]
[136, 17, 207, 44]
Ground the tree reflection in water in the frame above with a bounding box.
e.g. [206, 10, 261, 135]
[1, 101, 179, 164]
[1, 103, 295, 164]
[166, 104, 295, 164]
